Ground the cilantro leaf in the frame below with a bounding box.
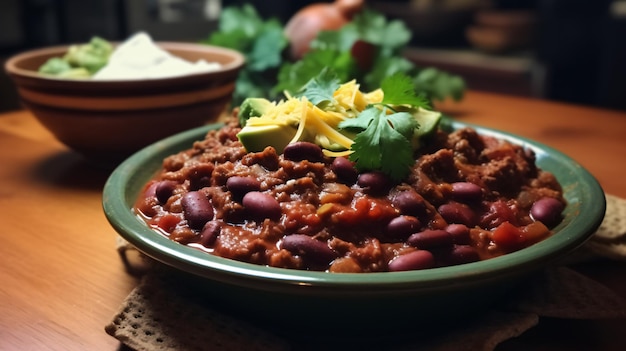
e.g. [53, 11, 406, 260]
[347, 108, 383, 170]
[202, 4, 287, 105]
[274, 49, 356, 96]
[380, 120, 415, 181]
[363, 55, 414, 91]
[381, 73, 430, 108]
[217, 4, 264, 35]
[341, 107, 416, 180]
[248, 22, 288, 72]
[414, 67, 466, 102]
[387, 111, 418, 139]
[310, 27, 359, 53]
[337, 106, 374, 131]
[352, 9, 411, 52]
[295, 68, 340, 106]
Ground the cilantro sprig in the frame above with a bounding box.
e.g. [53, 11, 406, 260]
[341, 107, 417, 181]
[294, 68, 340, 107]
[379, 73, 430, 109]
[337, 73, 430, 181]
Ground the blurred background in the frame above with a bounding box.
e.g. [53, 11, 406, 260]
[1, 0, 624, 111]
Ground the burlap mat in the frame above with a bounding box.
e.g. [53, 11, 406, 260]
[106, 194, 626, 351]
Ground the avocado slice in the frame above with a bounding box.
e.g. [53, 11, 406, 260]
[408, 107, 442, 150]
[237, 98, 274, 126]
[237, 124, 298, 153]
[414, 108, 442, 138]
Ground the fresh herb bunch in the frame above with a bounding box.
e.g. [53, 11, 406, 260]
[202, 4, 465, 106]
[201, 4, 288, 105]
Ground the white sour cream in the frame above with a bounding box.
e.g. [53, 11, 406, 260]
[92, 32, 222, 80]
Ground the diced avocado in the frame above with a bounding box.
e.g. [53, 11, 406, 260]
[237, 124, 297, 153]
[38, 57, 73, 75]
[63, 36, 113, 74]
[56, 68, 91, 79]
[38, 58, 90, 79]
[237, 98, 274, 126]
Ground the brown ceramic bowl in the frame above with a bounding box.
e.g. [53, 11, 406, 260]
[4, 42, 245, 165]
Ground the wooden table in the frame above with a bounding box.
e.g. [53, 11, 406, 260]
[1, 91, 625, 350]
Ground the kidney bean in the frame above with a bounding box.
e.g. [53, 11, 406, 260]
[357, 171, 391, 195]
[242, 191, 282, 221]
[408, 229, 453, 249]
[181, 191, 214, 230]
[387, 215, 421, 239]
[388, 250, 435, 271]
[436, 245, 480, 266]
[530, 197, 564, 227]
[155, 180, 177, 205]
[283, 141, 324, 162]
[199, 220, 221, 247]
[392, 191, 426, 216]
[445, 224, 471, 245]
[451, 182, 482, 202]
[451, 245, 480, 264]
[281, 234, 337, 263]
[144, 181, 158, 199]
[331, 157, 358, 184]
[226, 176, 261, 201]
[438, 202, 477, 226]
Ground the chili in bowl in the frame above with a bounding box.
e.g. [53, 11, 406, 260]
[103, 73, 605, 334]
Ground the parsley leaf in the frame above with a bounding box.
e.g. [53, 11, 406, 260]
[294, 68, 340, 106]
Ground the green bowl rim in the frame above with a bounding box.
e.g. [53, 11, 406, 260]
[102, 121, 605, 291]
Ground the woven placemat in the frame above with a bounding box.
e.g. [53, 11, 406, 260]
[106, 194, 626, 351]
[585, 194, 626, 260]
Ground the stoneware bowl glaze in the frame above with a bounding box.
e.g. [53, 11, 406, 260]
[4, 42, 244, 165]
[102, 120, 605, 338]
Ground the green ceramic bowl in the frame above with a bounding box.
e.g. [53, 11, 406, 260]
[102, 121, 605, 335]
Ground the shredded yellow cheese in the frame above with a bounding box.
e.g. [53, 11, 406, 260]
[246, 98, 298, 126]
[322, 148, 353, 158]
[364, 88, 383, 104]
[289, 98, 310, 144]
[240, 81, 386, 155]
[304, 106, 354, 150]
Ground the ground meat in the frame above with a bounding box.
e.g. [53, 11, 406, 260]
[135, 117, 565, 273]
